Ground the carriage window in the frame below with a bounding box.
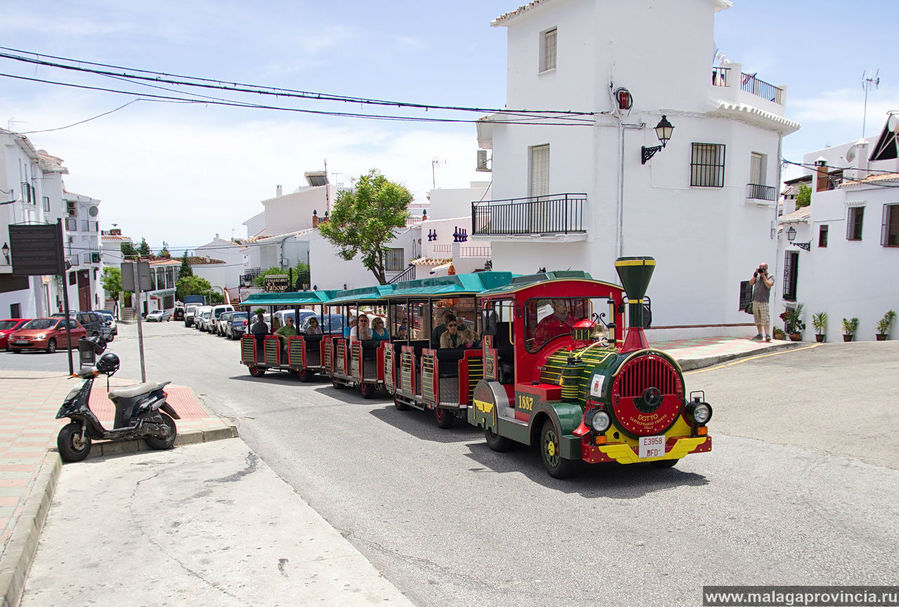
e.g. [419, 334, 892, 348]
[525, 297, 600, 352]
[409, 301, 427, 340]
[431, 298, 478, 346]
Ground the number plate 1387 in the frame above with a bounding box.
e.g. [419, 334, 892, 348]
[638, 435, 666, 459]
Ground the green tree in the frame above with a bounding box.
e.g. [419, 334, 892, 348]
[795, 184, 811, 209]
[176, 275, 213, 301]
[101, 267, 124, 300]
[121, 241, 137, 257]
[138, 237, 151, 257]
[294, 260, 310, 290]
[160, 241, 171, 259]
[179, 255, 193, 278]
[253, 266, 287, 288]
[318, 170, 411, 284]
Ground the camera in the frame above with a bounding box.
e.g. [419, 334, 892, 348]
[757, 266, 766, 275]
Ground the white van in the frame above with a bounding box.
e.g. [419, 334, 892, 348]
[209, 305, 234, 333]
[193, 306, 212, 331]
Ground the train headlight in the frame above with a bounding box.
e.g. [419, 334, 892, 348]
[685, 398, 713, 425]
[585, 408, 611, 433]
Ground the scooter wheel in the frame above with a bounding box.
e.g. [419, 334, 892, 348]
[144, 412, 177, 450]
[57, 422, 92, 463]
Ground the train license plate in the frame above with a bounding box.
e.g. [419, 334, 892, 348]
[638, 435, 666, 459]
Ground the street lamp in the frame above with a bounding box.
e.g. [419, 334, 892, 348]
[786, 226, 797, 242]
[641, 115, 675, 165]
[786, 224, 811, 251]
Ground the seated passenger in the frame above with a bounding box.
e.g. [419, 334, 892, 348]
[275, 316, 297, 342]
[534, 299, 577, 346]
[370, 317, 390, 341]
[344, 315, 356, 338]
[306, 317, 323, 335]
[439, 315, 463, 349]
[350, 315, 372, 342]
[461, 328, 480, 349]
[432, 308, 454, 344]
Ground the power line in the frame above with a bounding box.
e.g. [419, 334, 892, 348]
[18, 100, 142, 134]
[0, 46, 595, 120]
[0, 72, 594, 127]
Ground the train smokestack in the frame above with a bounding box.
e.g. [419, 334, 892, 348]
[614, 256, 655, 353]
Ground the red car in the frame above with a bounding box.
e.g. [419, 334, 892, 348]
[8, 318, 87, 353]
[0, 319, 30, 350]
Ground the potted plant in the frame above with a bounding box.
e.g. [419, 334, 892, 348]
[772, 327, 785, 341]
[842, 317, 859, 342]
[779, 304, 805, 341]
[875, 310, 896, 341]
[812, 312, 828, 343]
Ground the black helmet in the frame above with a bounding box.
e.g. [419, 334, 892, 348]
[96, 352, 120, 375]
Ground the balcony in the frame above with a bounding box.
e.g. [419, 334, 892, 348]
[471, 193, 586, 239]
[746, 183, 777, 202]
[712, 67, 784, 105]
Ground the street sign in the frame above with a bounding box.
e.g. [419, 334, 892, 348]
[8, 224, 65, 275]
[121, 261, 152, 292]
[264, 274, 290, 292]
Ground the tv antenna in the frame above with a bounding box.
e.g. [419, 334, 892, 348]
[862, 68, 880, 138]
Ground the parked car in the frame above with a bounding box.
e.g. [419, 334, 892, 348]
[197, 309, 213, 331]
[192, 306, 211, 330]
[209, 305, 234, 333]
[98, 312, 118, 337]
[215, 311, 234, 336]
[299, 314, 344, 335]
[173, 305, 185, 321]
[0, 319, 31, 350]
[146, 310, 171, 322]
[52, 311, 110, 340]
[184, 305, 199, 327]
[226, 311, 249, 339]
[8, 318, 86, 353]
[272, 310, 316, 331]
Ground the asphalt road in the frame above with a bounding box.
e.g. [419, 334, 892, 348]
[5, 321, 898, 606]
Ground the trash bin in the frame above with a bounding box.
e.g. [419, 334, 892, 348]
[78, 336, 107, 369]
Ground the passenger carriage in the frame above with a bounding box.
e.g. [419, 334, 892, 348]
[385, 272, 514, 427]
[468, 257, 713, 478]
[238, 290, 336, 380]
[323, 285, 395, 397]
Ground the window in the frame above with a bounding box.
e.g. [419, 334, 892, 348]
[385, 248, 404, 272]
[529, 144, 550, 197]
[818, 225, 829, 248]
[749, 152, 766, 185]
[847, 206, 864, 241]
[783, 250, 799, 302]
[691, 143, 726, 187]
[882, 204, 899, 247]
[539, 28, 557, 72]
[10, 303, 20, 317]
[42, 196, 50, 212]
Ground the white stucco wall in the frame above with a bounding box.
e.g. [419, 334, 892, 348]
[261, 186, 333, 236]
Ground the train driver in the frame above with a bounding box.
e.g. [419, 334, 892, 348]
[534, 299, 578, 347]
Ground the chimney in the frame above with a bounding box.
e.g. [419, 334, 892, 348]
[614, 256, 655, 353]
[312, 209, 318, 228]
[276, 184, 283, 197]
[815, 158, 829, 192]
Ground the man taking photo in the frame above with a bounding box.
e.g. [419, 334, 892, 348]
[750, 262, 774, 342]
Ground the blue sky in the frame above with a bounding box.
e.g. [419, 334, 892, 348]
[1, 0, 897, 251]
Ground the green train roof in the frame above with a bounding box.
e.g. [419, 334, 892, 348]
[478, 270, 621, 297]
[239, 290, 336, 307]
[325, 284, 396, 305]
[385, 271, 514, 299]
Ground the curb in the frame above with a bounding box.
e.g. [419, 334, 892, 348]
[84, 425, 239, 459]
[0, 452, 61, 607]
[677, 341, 806, 371]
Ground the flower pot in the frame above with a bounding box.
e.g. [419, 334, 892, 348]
[843, 334, 854, 342]
[815, 334, 826, 343]
[789, 333, 802, 342]
[875, 334, 887, 341]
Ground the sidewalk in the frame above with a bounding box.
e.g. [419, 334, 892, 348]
[0, 371, 237, 607]
[654, 335, 808, 371]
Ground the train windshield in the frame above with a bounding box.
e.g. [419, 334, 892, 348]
[524, 297, 598, 352]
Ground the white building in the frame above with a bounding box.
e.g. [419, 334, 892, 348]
[0, 130, 69, 318]
[192, 235, 247, 299]
[475, 0, 799, 339]
[62, 191, 103, 311]
[773, 116, 899, 342]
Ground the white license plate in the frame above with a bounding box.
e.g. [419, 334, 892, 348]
[638, 435, 666, 459]
[14, 340, 29, 345]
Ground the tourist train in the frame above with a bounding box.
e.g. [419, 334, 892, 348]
[237, 256, 712, 478]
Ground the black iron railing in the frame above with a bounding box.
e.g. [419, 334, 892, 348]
[712, 67, 730, 87]
[471, 193, 586, 236]
[746, 183, 776, 201]
[740, 73, 784, 104]
[388, 264, 416, 284]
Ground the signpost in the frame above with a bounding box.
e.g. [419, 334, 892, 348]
[122, 260, 151, 381]
[9, 220, 74, 374]
[264, 274, 290, 292]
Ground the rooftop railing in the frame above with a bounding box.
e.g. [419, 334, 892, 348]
[471, 193, 586, 236]
[712, 67, 784, 105]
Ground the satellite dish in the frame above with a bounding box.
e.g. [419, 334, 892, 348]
[846, 146, 856, 163]
[88, 206, 99, 217]
[889, 113, 899, 134]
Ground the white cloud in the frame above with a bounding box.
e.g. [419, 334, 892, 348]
[790, 87, 898, 125]
[0, 13, 135, 36]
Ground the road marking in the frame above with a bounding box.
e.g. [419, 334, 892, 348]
[685, 343, 822, 374]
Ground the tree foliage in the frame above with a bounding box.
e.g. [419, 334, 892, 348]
[253, 261, 311, 290]
[318, 170, 411, 284]
[160, 241, 171, 259]
[795, 184, 811, 209]
[179, 256, 193, 278]
[176, 275, 212, 301]
[121, 241, 137, 257]
[138, 238, 151, 257]
[101, 267, 124, 300]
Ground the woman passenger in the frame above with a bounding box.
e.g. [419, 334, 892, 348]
[371, 317, 390, 341]
[439, 315, 462, 348]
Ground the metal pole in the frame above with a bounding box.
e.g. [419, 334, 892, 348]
[57, 219, 74, 375]
[135, 263, 147, 382]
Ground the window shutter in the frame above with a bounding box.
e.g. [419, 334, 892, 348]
[883, 204, 889, 246]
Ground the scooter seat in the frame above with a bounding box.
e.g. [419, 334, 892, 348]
[108, 381, 170, 400]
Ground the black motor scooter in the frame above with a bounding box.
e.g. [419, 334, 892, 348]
[56, 351, 180, 462]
